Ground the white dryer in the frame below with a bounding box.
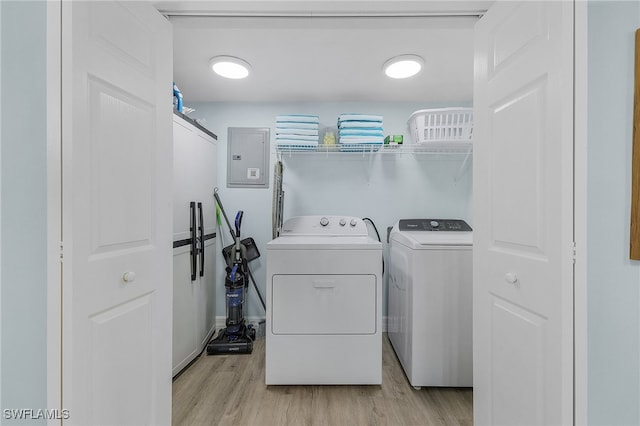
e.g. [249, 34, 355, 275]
[388, 219, 472, 388]
[266, 216, 382, 385]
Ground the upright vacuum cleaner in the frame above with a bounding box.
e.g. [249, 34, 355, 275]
[206, 189, 265, 355]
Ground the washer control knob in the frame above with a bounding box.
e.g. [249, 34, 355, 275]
[430, 220, 440, 228]
[320, 217, 329, 227]
[339, 218, 346, 226]
[350, 219, 358, 227]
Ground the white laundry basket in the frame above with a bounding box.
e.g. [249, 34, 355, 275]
[407, 107, 473, 145]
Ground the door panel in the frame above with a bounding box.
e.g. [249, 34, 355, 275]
[490, 2, 545, 76]
[474, 1, 574, 425]
[490, 296, 546, 426]
[490, 79, 547, 257]
[90, 295, 152, 425]
[62, 1, 172, 424]
[89, 77, 154, 253]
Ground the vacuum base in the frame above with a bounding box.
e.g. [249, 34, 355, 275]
[206, 327, 254, 355]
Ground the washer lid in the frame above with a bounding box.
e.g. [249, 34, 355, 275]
[398, 218, 472, 232]
[391, 220, 472, 248]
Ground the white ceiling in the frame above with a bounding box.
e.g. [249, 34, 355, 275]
[155, 1, 493, 104]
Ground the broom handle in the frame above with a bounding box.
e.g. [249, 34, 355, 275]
[213, 188, 236, 240]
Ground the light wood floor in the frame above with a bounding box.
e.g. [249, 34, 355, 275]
[172, 334, 472, 426]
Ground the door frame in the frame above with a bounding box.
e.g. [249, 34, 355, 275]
[46, 0, 62, 418]
[44, 0, 589, 422]
[574, 1, 588, 424]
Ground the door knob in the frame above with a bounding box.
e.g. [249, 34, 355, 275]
[505, 272, 518, 285]
[122, 271, 136, 283]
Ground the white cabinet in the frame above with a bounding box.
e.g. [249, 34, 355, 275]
[172, 113, 218, 376]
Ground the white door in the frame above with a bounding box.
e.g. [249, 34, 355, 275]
[473, 1, 574, 425]
[62, 1, 173, 424]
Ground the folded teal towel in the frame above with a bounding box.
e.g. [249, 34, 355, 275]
[339, 128, 384, 136]
[338, 121, 383, 129]
[338, 114, 383, 122]
[339, 136, 384, 144]
[276, 128, 319, 136]
[275, 122, 318, 129]
[276, 115, 319, 123]
[276, 134, 318, 141]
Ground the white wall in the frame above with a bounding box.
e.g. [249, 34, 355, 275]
[588, 1, 640, 424]
[1, 1, 48, 423]
[189, 101, 473, 321]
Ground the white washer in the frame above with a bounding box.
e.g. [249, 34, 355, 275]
[266, 215, 382, 385]
[388, 219, 473, 388]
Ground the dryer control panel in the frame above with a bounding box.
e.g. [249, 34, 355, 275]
[280, 215, 368, 236]
[398, 219, 472, 232]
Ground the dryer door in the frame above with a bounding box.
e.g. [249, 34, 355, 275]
[271, 274, 377, 335]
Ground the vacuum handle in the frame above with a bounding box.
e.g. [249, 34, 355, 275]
[235, 211, 243, 239]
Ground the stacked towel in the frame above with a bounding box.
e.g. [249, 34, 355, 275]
[337, 113, 384, 151]
[276, 115, 319, 151]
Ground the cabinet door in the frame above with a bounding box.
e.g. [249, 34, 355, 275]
[190, 124, 217, 349]
[197, 236, 217, 347]
[172, 245, 199, 376]
[173, 117, 197, 240]
[193, 130, 218, 237]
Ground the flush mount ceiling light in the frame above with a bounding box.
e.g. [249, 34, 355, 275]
[209, 56, 251, 79]
[383, 54, 424, 79]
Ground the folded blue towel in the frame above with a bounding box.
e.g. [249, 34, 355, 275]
[276, 134, 318, 141]
[339, 128, 384, 136]
[338, 121, 383, 129]
[276, 115, 319, 123]
[276, 128, 319, 136]
[276, 138, 319, 145]
[339, 136, 384, 144]
[275, 122, 319, 130]
[338, 113, 383, 122]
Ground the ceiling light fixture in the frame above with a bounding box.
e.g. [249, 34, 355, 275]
[209, 56, 251, 79]
[383, 54, 424, 79]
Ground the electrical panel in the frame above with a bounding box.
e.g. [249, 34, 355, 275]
[227, 127, 270, 188]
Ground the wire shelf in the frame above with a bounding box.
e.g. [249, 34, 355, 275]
[274, 143, 472, 155]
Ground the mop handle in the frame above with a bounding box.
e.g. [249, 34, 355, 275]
[213, 188, 236, 240]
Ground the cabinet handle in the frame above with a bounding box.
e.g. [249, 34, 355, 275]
[198, 202, 204, 277]
[190, 202, 196, 281]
